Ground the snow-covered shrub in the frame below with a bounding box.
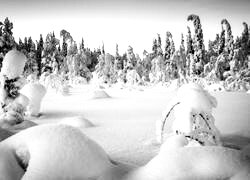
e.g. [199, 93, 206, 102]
[0, 50, 27, 126]
[20, 82, 46, 116]
[157, 82, 221, 146]
[1, 50, 26, 79]
[126, 69, 141, 85]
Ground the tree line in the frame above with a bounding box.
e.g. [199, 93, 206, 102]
[0, 15, 250, 85]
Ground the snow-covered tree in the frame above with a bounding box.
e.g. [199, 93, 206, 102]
[157, 33, 163, 56]
[152, 38, 158, 57]
[36, 34, 44, 75]
[186, 26, 194, 55]
[0, 17, 16, 67]
[187, 14, 205, 75]
[164, 31, 175, 62]
[218, 29, 225, 55]
[241, 22, 249, 61]
[114, 44, 123, 70]
[221, 19, 234, 61]
[0, 50, 27, 125]
[42, 32, 60, 73]
[125, 46, 136, 69]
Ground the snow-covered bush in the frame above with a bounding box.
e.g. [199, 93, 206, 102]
[157, 82, 221, 146]
[0, 50, 27, 126]
[1, 50, 26, 79]
[20, 82, 46, 116]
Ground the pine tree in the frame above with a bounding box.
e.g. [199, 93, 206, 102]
[164, 31, 175, 62]
[0, 17, 16, 67]
[27, 37, 34, 53]
[241, 22, 249, 60]
[218, 29, 225, 55]
[157, 34, 163, 56]
[80, 38, 85, 52]
[186, 26, 194, 55]
[36, 34, 44, 75]
[62, 38, 68, 57]
[152, 38, 158, 57]
[102, 42, 105, 55]
[221, 19, 234, 61]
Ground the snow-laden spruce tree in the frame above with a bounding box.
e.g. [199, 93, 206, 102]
[221, 19, 234, 61]
[0, 18, 16, 62]
[187, 14, 205, 75]
[156, 82, 221, 146]
[164, 31, 175, 63]
[0, 50, 27, 126]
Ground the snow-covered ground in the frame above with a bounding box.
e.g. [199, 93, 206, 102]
[26, 84, 250, 166]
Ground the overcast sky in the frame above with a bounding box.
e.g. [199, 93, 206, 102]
[1, 0, 250, 55]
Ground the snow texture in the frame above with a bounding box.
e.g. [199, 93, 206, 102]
[20, 83, 46, 116]
[58, 116, 94, 128]
[0, 85, 249, 179]
[0, 50, 27, 79]
[0, 124, 112, 180]
[0, 124, 249, 180]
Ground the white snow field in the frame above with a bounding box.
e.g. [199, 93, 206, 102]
[0, 83, 250, 179]
[29, 84, 250, 164]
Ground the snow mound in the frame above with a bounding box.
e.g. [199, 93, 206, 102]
[0, 124, 112, 180]
[177, 82, 217, 113]
[20, 83, 46, 116]
[91, 90, 111, 99]
[0, 50, 27, 79]
[144, 138, 250, 180]
[59, 116, 94, 128]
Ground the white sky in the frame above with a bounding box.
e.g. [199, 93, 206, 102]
[1, 0, 250, 56]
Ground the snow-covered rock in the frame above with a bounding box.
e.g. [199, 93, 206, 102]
[0, 50, 27, 79]
[59, 116, 94, 128]
[20, 83, 46, 116]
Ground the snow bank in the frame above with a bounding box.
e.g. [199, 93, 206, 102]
[58, 116, 94, 128]
[20, 83, 46, 116]
[0, 50, 27, 79]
